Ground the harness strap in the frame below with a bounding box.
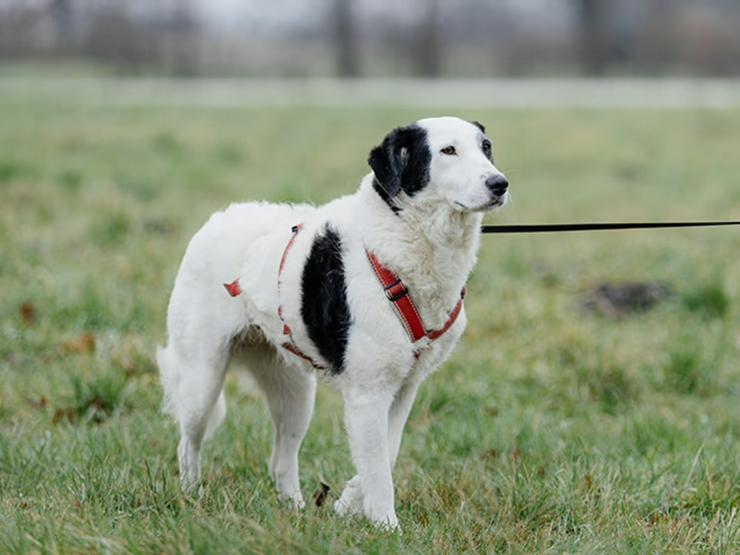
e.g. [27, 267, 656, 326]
[224, 279, 241, 297]
[428, 290, 465, 341]
[366, 251, 426, 341]
[276, 225, 327, 370]
[366, 251, 465, 348]
[223, 224, 327, 370]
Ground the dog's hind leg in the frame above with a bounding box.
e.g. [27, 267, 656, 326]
[158, 339, 230, 492]
[240, 346, 317, 508]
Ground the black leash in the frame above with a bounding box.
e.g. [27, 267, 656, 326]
[481, 221, 740, 234]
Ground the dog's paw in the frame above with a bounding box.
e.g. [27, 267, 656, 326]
[333, 496, 361, 517]
[278, 491, 305, 510]
[334, 476, 363, 517]
[367, 510, 400, 531]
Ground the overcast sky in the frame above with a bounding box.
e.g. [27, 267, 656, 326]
[191, 0, 574, 31]
[0, 0, 574, 33]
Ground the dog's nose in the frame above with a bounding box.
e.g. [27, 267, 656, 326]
[485, 174, 509, 196]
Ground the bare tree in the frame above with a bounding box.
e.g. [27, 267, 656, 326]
[577, 0, 608, 74]
[83, 5, 152, 70]
[416, 0, 441, 77]
[50, 0, 74, 53]
[332, 0, 360, 77]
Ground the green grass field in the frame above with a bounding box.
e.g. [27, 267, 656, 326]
[1, 78, 738, 554]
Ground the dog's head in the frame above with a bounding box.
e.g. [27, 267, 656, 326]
[368, 116, 508, 213]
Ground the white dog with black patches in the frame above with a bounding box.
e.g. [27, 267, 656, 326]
[158, 116, 508, 528]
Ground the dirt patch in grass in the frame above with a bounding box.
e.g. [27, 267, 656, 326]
[581, 282, 674, 317]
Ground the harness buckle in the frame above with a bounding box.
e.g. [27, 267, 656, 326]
[384, 280, 408, 302]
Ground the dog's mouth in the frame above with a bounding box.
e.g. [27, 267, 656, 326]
[455, 195, 507, 212]
[484, 198, 505, 209]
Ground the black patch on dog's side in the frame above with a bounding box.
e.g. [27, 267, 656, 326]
[368, 125, 431, 212]
[471, 120, 486, 133]
[301, 226, 351, 373]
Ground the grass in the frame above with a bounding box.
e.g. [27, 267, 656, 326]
[0, 75, 739, 554]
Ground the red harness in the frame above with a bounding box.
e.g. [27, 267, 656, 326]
[366, 251, 465, 347]
[275, 225, 328, 370]
[223, 225, 465, 367]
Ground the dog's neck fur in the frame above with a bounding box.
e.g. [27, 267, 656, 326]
[358, 174, 482, 329]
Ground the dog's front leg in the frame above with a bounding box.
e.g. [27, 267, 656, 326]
[343, 389, 398, 529]
[387, 377, 422, 469]
[335, 377, 421, 518]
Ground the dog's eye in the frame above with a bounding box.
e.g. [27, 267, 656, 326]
[482, 140, 492, 157]
[440, 146, 457, 155]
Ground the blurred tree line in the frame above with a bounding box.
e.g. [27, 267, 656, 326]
[1, 0, 740, 77]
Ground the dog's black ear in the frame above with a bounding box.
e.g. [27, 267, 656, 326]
[368, 125, 430, 206]
[368, 132, 403, 199]
[471, 120, 486, 133]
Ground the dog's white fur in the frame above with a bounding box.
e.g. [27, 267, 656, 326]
[158, 116, 508, 528]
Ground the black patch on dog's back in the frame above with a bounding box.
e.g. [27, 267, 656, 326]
[301, 226, 351, 373]
[369, 124, 431, 212]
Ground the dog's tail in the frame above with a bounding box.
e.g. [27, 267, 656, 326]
[156, 344, 227, 441]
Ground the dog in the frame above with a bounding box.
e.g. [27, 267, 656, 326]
[158, 116, 509, 528]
